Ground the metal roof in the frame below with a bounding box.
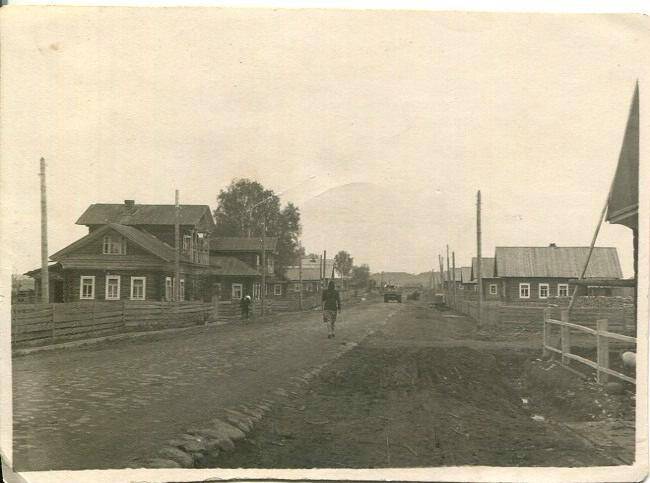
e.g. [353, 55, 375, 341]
[494, 247, 623, 278]
[76, 203, 214, 229]
[285, 267, 323, 281]
[471, 257, 496, 279]
[210, 237, 278, 252]
[209, 256, 260, 277]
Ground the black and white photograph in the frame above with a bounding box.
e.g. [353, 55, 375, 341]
[0, 5, 647, 483]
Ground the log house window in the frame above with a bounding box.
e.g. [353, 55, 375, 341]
[130, 277, 146, 300]
[274, 284, 282, 296]
[103, 235, 126, 255]
[558, 284, 569, 297]
[180, 279, 185, 301]
[80, 276, 95, 299]
[232, 283, 243, 299]
[489, 284, 497, 295]
[519, 283, 530, 299]
[253, 283, 261, 299]
[105, 275, 120, 300]
[165, 277, 173, 301]
[539, 283, 549, 299]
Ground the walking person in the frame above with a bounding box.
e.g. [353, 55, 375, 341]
[322, 280, 341, 338]
[240, 294, 252, 320]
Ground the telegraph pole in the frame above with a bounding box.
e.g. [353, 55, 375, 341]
[39, 158, 49, 303]
[298, 249, 303, 310]
[175, 190, 181, 302]
[438, 255, 444, 292]
[446, 245, 451, 303]
[477, 190, 483, 325]
[452, 251, 457, 307]
[261, 219, 266, 316]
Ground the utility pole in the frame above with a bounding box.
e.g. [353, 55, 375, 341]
[452, 251, 457, 307]
[477, 190, 483, 325]
[438, 255, 444, 293]
[39, 158, 49, 303]
[261, 220, 266, 316]
[446, 245, 451, 303]
[174, 190, 181, 302]
[323, 250, 327, 286]
[298, 249, 303, 310]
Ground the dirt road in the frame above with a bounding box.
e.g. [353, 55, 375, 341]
[210, 302, 635, 468]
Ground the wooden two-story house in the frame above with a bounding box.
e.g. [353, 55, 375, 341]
[28, 201, 216, 302]
[209, 236, 279, 300]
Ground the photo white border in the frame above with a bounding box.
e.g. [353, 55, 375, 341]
[1, 2, 648, 483]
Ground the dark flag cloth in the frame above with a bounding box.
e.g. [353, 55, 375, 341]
[606, 83, 639, 231]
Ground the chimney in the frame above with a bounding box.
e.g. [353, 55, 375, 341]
[549, 243, 558, 248]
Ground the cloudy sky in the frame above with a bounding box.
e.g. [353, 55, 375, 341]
[1, 8, 646, 276]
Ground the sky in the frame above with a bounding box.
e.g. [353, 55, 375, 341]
[1, 8, 647, 277]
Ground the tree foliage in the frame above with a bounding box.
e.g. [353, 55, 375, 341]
[351, 264, 371, 288]
[213, 178, 302, 277]
[334, 250, 354, 277]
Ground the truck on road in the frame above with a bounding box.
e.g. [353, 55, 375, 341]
[383, 284, 403, 303]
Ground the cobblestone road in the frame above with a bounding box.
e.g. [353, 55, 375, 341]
[12, 301, 397, 471]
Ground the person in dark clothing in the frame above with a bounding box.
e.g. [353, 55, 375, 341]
[322, 280, 341, 338]
[240, 295, 252, 320]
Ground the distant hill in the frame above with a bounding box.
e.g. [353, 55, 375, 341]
[370, 271, 434, 287]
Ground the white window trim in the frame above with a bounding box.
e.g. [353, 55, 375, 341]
[274, 284, 282, 296]
[105, 275, 121, 300]
[519, 283, 530, 299]
[253, 283, 261, 299]
[130, 276, 146, 300]
[80, 276, 96, 300]
[165, 277, 173, 301]
[558, 283, 569, 297]
[539, 283, 550, 299]
[489, 284, 497, 295]
[232, 283, 243, 299]
[179, 279, 185, 301]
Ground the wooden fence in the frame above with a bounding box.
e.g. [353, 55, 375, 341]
[543, 309, 636, 385]
[12, 290, 364, 349]
[11, 301, 214, 348]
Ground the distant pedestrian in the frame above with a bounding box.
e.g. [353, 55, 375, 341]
[322, 280, 341, 338]
[240, 294, 252, 320]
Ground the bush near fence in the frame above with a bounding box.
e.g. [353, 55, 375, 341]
[12, 290, 368, 349]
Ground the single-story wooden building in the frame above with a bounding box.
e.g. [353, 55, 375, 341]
[471, 257, 500, 301]
[494, 245, 623, 302]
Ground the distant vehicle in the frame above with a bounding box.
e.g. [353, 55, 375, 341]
[383, 284, 402, 303]
[432, 293, 448, 310]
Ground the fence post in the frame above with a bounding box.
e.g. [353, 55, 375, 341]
[542, 308, 549, 357]
[212, 294, 219, 324]
[560, 309, 570, 366]
[597, 318, 609, 384]
[51, 303, 57, 341]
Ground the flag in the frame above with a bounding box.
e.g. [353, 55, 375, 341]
[606, 83, 639, 230]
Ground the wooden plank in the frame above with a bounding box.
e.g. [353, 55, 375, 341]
[54, 322, 124, 337]
[54, 317, 123, 330]
[597, 319, 609, 384]
[12, 322, 54, 334]
[544, 345, 562, 354]
[545, 318, 597, 335]
[599, 366, 636, 384]
[600, 330, 636, 344]
[565, 352, 599, 370]
[12, 315, 54, 326]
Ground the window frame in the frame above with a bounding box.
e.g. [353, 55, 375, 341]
[130, 276, 146, 300]
[274, 284, 282, 296]
[558, 283, 569, 297]
[179, 278, 185, 301]
[519, 283, 530, 299]
[105, 275, 121, 300]
[232, 283, 243, 300]
[165, 277, 173, 301]
[489, 284, 497, 295]
[80, 276, 96, 300]
[539, 283, 550, 299]
[102, 235, 126, 255]
[253, 283, 261, 299]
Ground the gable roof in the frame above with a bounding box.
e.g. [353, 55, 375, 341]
[494, 247, 623, 279]
[285, 267, 323, 281]
[210, 256, 260, 277]
[50, 223, 185, 263]
[459, 267, 473, 283]
[444, 268, 463, 282]
[210, 237, 278, 252]
[76, 203, 215, 229]
[471, 257, 496, 279]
